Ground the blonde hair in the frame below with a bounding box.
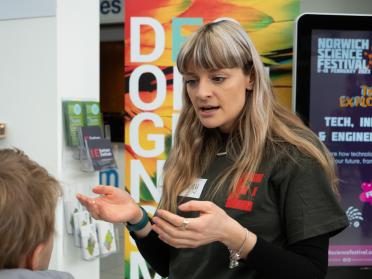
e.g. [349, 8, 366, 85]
[0, 148, 61, 269]
[160, 20, 338, 212]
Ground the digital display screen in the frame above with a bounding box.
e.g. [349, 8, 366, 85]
[309, 28, 372, 266]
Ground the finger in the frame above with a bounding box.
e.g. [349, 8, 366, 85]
[76, 194, 105, 222]
[178, 200, 214, 212]
[77, 194, 99, 214]
[92, 185, 116, 196]
[76, 193, 92, 207]
[152, 217, 195, 239]
[77, 194, 97, 208]
[155, 209, 185, 228]
[76, 193, 92, 201]
[158, 232, 200, 249]
[152, 224, 196, 248]
[76, 193, 85, 203]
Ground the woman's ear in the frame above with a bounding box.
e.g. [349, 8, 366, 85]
[245, 70, 254, 91]
[247, 82, 254, 91]
[246, 78, 254, 91]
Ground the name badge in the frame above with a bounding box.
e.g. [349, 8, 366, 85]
[179, 178, 207, 199]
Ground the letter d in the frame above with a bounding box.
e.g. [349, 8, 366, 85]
[130, 17, 165, 62]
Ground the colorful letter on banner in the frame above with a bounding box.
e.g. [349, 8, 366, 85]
[124, 1, 299, 278]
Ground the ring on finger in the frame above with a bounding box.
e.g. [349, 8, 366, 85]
[180, 219, 189, 230]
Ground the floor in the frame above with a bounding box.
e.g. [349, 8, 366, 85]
[100, 223, 125, 279]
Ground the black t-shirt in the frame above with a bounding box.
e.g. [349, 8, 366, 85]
[168, 147, 348, 279]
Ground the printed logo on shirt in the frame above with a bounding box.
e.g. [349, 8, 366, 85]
[179, 178, 208, 199]
[225, 173, 263, 212]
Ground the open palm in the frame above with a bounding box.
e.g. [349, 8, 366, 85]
[77, 186, 141, 224]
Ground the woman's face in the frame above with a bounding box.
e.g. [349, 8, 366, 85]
[184, 67, 252, 133]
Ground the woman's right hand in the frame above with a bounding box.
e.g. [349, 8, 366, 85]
[76, 185, 142, 224]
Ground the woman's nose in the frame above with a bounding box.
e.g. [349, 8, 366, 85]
[195, 79, 213, 99]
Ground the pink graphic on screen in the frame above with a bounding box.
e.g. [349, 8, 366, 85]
[360, 181, 372, 205]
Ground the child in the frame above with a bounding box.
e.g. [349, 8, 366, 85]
[0, 148, 74, 278]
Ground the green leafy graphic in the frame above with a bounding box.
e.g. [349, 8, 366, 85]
[87, 234, 96, 256]
[104, 230, 114, 251]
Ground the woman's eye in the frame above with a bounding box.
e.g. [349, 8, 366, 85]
[185, 79, 197, 86]
[212, 76, 225, 83]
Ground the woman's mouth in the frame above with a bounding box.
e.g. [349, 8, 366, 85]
[199, 106, 220, 116]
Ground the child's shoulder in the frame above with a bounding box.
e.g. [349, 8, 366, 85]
[0, 268, 74, 279]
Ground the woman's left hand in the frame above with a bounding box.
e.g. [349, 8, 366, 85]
[152, 200, 244, 249]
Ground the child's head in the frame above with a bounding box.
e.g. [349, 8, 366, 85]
[0, 148, 61, 270]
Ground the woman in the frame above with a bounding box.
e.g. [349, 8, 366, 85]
[77, 20, 348, 279]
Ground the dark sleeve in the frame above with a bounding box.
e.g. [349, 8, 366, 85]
[245, 233, 329, 279]
[130, 230, 170, 277]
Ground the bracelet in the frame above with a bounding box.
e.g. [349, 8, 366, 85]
[228, 229, 248, 269]
[126, 206, 149, 232]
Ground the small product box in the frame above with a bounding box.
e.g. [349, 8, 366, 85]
[96, 220, 117, 256]
[72, 211, 91, 247]
[81, 223, 100, 260]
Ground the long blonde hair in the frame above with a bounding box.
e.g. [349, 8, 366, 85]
[159, 20, 338, 212]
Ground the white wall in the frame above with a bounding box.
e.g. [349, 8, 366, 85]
[0, 0, 56, 20]
[0, 16, 57, 173]
[54, 0, 100, 278]
[0, 0, 100, 278]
